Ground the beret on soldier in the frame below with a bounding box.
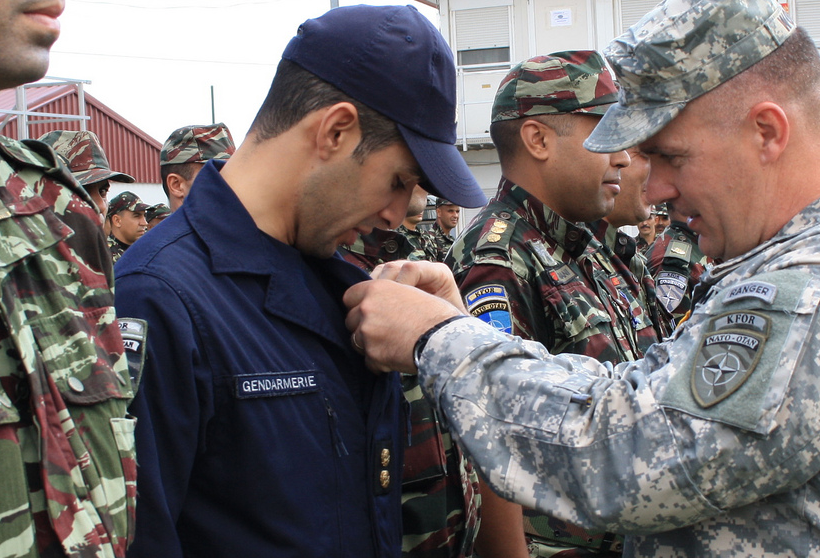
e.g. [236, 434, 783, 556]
[491, 50, 618, 122]
[160, 123, 236, 166]
[38, 130, 135, 186]
[585, 0, 796, 153]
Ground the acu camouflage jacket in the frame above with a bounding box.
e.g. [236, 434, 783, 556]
[0, 137, 135, 558]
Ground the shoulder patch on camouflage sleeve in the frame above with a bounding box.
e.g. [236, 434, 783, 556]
[655, 270, 687, 314]
[465, 284, 512, 334]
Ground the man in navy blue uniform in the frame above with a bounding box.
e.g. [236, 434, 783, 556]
[115, 6, 486, 558]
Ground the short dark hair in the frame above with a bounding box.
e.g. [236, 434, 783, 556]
[490, 114, 576, 164]
[708, 27, 820, 130]
[249, 59, 402, 163]
[160, 163, 201, 196]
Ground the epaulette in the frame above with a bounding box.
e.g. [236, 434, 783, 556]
[474, 210, 518, 257]
[663, 239, 692, 264]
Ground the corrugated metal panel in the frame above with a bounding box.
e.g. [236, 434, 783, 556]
[0, 86, 161, 184]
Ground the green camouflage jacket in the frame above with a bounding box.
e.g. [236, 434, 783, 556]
[0, 136, 135, 557]
[587, 219, 671, 346]
[448, 179, 647, 363]
[107, 236, 129, 265]
[645, 221, 714, 325]
[338, 228, 428, 274]
[397, 224, 439, 263]
[432, 223, 455, 262]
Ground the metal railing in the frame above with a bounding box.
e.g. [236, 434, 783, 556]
[0, 76, 91, 140]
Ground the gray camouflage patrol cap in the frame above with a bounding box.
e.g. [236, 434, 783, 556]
[584, 0, 796, 153]
[491, 50, 618, 122]
[107, 191, 148, 218]
[160, 123, 236, 166]
[38, 130, 135, 186]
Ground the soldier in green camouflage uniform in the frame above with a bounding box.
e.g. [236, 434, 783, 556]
[160, 123, 235, 211]
[106, 192, 148, 264]
[586, 146, 672, 347]
[345, 1, 820, 556]
[397, 188, 439, 263]
[432, 198, 459, 262]
[447, 51, 635, 558]
[38, 130, 135, 218]
[0, 3, 137, 556]
[645, 204, 715, 326]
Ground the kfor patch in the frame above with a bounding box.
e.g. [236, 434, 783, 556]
[465, 284, 512, 334]
[691, 312, 771, 408]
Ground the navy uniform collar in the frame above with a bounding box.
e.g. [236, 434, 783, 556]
[183, 160, 369, 345]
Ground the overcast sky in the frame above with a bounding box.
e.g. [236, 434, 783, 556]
[47, 0, 440, 148]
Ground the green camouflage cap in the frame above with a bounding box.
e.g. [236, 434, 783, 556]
[585, 0, 796, 153]
[145, 203, 171, 223]
[436, 197, 455, 208]
[107, 191, 148, 217]
[160, 123, 236, 166]
[652, 203, 669, 216]
[491, 50, 618, 122]
[38, 130, 135, 186]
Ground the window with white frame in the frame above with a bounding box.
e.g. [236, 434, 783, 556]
[453, 6, 511, 69]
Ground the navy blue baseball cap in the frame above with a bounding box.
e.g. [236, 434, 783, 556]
[282, 4, 487, 209]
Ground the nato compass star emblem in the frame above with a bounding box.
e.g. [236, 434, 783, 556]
[692, 330, 765, 407]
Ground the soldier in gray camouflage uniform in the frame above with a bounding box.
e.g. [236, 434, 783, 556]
[0, 2, 137, 556]
[345, 1, 820, 556]
[160, 123, 235, 211]
[38, 130, 135, 217]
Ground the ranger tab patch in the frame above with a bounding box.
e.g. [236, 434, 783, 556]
[692, 327, 766, 408]
[465, 284, 512, 334]
[723, 281, 777, 305]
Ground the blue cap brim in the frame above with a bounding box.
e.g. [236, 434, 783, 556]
[584, 100, 686, 153]
[399, 124, 487, 209]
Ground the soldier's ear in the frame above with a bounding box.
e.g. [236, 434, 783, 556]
[519, 119, 552, 162]
[166, 173, 187, 199]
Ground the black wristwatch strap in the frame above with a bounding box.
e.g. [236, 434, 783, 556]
[412, 315, 470, 369]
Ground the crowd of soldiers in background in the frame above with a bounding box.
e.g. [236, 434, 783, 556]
[35, 96, 714, 558]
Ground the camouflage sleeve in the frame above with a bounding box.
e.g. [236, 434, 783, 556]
[455, 262, 550, 344]
[416, 268, 820, 535]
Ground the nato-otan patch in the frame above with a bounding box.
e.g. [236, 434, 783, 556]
[656, 271, 687, 314]
[692, 328, 766, 408]
[465, 284, 512, 334]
